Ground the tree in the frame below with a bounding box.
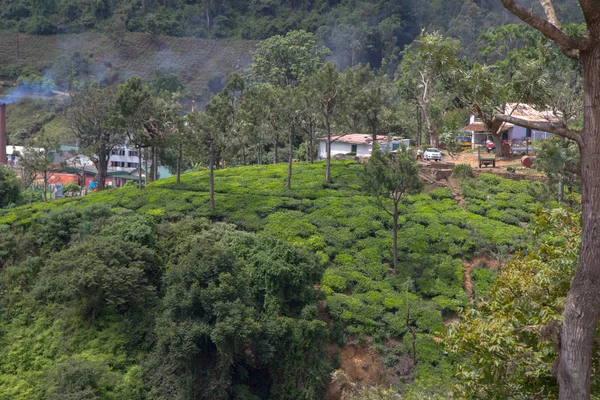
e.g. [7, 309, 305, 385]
[535, 136, 580, 202]
[187, 95, 231, 214]
[115, 77, 155, 189]
[19, 130, 60, 202]
[398, 31, 460, 148]
[345, 63, 395, 142]
[361, 143, 423, 273]
[64, 86, 124, 190]
[305, 62, 344, 183]
[457, 24, 562, 156]
[493, 1, 599, 398]
[249, 30, 329, 87]
[445, 207, 584, 399]
[0, 165, 21, 208]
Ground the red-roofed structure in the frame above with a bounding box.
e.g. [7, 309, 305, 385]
[462, 105, 554, 149]
[318, 134, 409, 158]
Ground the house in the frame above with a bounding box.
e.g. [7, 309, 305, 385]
[318, 134, 410, 159]
[462, 104, 555, 149]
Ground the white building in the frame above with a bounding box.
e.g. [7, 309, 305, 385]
[318, 134, 409, 159]
[462, 104, 554, 148]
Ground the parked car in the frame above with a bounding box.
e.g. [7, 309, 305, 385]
[423, 148, 442, 161]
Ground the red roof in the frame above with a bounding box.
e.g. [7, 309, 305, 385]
[321, 133, 389, 145]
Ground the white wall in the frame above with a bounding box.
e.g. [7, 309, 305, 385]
[318, 140, 372, 158]
[510, 126, 551, 141]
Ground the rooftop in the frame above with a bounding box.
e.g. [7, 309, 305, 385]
[321, 134, 393, 145]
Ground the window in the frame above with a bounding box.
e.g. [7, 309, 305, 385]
[392, 143, 400, 150]
[129, 151, 138, 157]
[351, 144, 358, 153]
[526, 128, 532, 138]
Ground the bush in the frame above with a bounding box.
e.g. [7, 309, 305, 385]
[452, 163, 473, 179]
[0, 166, 22, 208]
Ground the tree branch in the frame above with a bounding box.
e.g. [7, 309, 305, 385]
[564, 163, 581, 176]
[493, 113, 583, 146]
[539, 0, 561, 28]
[499, 0, 588, 59]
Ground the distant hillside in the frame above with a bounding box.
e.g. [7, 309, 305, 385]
[0, 32, 257, 96]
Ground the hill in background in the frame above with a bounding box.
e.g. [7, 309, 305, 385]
[0, 32, 256, 96]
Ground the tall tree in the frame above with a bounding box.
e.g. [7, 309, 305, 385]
[249, 30, 329, 87]
[398, 31, 460, 148]
[361, 143, 422, 274]
[305, 62, 344, 183]
[345, 63, 395, 142]
[20, 135, 58, 202]
[494, 1, 598, 398]
[64, 86, 123, 190]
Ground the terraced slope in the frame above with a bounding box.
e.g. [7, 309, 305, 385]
[0, 32, 257, 94]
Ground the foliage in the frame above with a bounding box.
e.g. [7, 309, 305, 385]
[0, 161, 550, 399]
[452, 164, 473, 179]
[444, 205, 586, 399]
[250, 30, 329, 87]
[0, 165, 22, 208]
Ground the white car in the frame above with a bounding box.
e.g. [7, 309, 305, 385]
[423, 148, 442, 161]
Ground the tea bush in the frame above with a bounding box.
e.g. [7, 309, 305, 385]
[0, 161, 550, 399]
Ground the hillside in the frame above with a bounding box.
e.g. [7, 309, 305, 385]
[0, 32, 256, 96]
[0, 161, 552, 399]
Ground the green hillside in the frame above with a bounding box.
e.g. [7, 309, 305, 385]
[0, 32, 256, 96]
[0, 161, 552, 399]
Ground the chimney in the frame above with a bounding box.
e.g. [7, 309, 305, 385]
[0, 103, 6, 165]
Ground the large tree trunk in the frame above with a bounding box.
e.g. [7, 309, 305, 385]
[97, 155, 109, 190]
[242, 147, 246, 166]
[558, 44, 600, 400]
[287, 122, 294, 189]
[273, 134, 279, 164]
[492, 133, 503, 157]
[209, 139, 215, 213]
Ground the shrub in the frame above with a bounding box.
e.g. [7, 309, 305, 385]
[452, 163, 473, 179]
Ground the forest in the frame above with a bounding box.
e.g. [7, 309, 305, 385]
[1, 0, 600, 399]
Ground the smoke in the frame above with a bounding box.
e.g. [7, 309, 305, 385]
[0, 73, 58, 104]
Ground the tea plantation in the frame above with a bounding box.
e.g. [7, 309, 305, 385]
[0, 161, 551, 398]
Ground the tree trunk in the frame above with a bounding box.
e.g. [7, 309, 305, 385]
[416, 105, 422, 149]
[176, 143, 182, 184]
[310, 125, 315, 163]
[492, 133, 504, 157]
[273, 135, 279, 164]
[209, 139, 215, 214]
[371, 120, 378, 143]
[242, 147, 246, 166]
[258, 146, 263, 165]
[43, 172, 48, 202]
[393, 200, 399, 274]
[287, 122, 293, 189]
[153, 146, 158, 181]
[326, 130, 332, 183]
[558, 44, 600, 400]
[138, 145, 143, 190]
[150, 146, 155, 183]
[144, 149, 149, 186]
[97, 155, 108, 190]
[558, 172, 564, 203]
